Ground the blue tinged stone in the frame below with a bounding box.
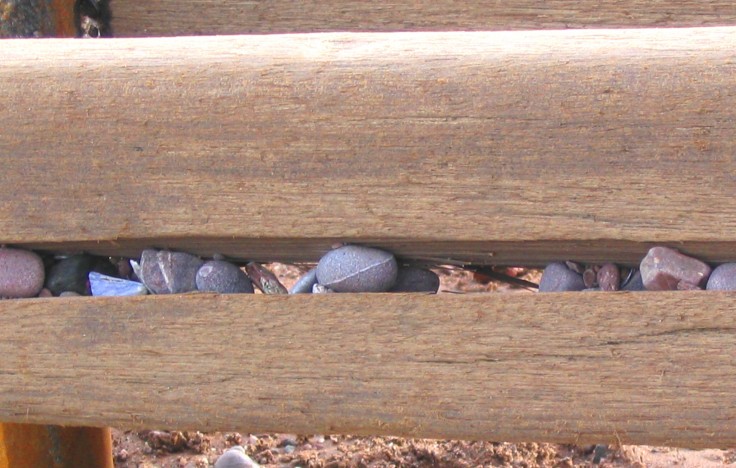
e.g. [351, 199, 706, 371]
[89, 271, 148, 297]
[289, 268, 318, 294]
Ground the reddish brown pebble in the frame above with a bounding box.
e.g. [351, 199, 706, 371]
[640, 246, 711, 291]
[37, 288, 53, 298]
[597, 263, 620, 291]
[0, 247, 45, 298]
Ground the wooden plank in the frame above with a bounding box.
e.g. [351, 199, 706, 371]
[109, 0, 736, 37]
[2, 29, 736, 265]
[0, 292, 735, 448]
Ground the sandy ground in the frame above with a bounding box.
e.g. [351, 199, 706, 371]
[110, 263, 736, 467]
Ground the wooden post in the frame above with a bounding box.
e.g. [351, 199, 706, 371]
[0, 3, 112, 467]
[0, 424, 113, 468]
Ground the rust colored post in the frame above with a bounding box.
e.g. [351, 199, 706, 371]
[0, 423, 113, 468]
[1, 2, 113, 468]
[0, 0, 76, 37]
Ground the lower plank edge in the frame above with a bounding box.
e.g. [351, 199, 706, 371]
[0, 292, 734, 448]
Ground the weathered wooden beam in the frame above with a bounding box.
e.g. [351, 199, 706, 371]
[0, 292, 734, 448]
[109, 0, 736, 36]
[2, 29, 736, 265]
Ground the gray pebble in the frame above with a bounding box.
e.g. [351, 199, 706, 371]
[196, 260, 253, 294]
[45, 254, 117, 296]
[215, 446, 259, 468]
[640, 246, 711, 290]
[0, 247, 45, 298]
[538, 262, 585, 292]
[622, 270, 645, 291]
[139, 249, 203, 294]
[289, 268, 318, 294]
[316, 245, 398, 292]
[707, 263, 736, 290]
[59, 291, 81, 297]
[389, 267, 440, 293]
[89, 271, 148, 297]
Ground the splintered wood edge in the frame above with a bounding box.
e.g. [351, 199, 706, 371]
[109, 0, 736, 36]
[2, 29, 736, 265]
[0, 292, 735, 448]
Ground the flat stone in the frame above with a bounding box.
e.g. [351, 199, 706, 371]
[639, 247, 711, 291]
[389, 267, 440, 293]
[139, 249, 204, 294]
[597, 263, 620, 291]
[215, 446, 259, 468]
[538, 262, 585, 292]
[89, 272, 148, 297]
[196, 260, 253, 294]
[289, 268, 318, 294]
[622, 270, 646, 291]
[706, 263, 736, 290]
[0, 247, 45, 298]
[316, 245, 398, 293]
[45, 254, 117, 296]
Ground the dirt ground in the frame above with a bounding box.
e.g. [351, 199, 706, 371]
[111, 264, 736, 468]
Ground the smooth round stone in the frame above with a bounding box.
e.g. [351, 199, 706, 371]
[0, 248, 45, 298]
[45, 254, 117, 296]
[196, 260, 254, 294]
[139, 249, 204, 294]
[215, 446, 259, 468]
[390, 267, 440, 293]
[316, 245, 398, 293]
[289, 268, 318, 294]
[89, 272, 148, 297]
[538, 262, 585, 292]
[706, 263, 736, 290]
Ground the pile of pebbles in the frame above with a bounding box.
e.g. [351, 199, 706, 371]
[1, 244, 734, 299]
[0, 245, 440, 299]
[539, 246, 734, 292]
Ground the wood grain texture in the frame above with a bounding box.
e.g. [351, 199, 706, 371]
[2, 29, 736, 265]
[0, 292, 735, 448]
[109, 0, 736, 36]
